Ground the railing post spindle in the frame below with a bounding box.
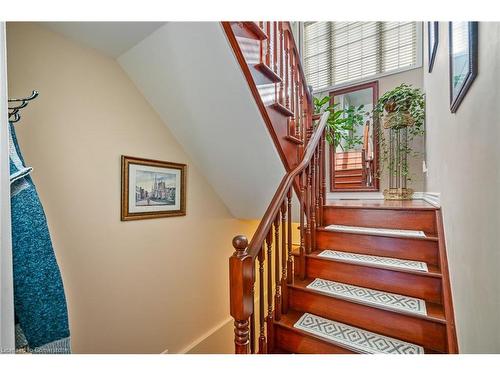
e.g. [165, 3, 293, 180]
[274, 215, 281, 321]
[281, 199, 288, 315]
[299, 171, 306, 279]
[307, 165, 313, 254]
[258, 246, 266, 354]
[287, 188, 293, 284]
[265, 230, 274, 352]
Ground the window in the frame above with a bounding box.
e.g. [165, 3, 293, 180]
[303, 22, 421, 91]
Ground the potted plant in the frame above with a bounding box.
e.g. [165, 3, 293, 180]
[374, 84, 425, 200]
[313, 96, 366, 151]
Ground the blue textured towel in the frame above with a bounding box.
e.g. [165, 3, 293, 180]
[9, 123, 71, 354]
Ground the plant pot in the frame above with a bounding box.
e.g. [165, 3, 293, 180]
[383, 110, 415, 129]
[384, 100, 397, 113]
[383, 188, 414, 200]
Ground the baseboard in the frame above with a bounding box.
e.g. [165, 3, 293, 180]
[173, 316, 234, 354]
[421, 192, 441, 208]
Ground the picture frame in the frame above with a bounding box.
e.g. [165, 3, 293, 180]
[121, 156, 186, 221]
[428, 22, 439, 73]
[449, 22, 478, 113]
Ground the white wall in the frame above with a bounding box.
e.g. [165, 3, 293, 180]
[119, 22, 285, 220]
[6, 22, 259, 354]
[423, 22, 500, 353]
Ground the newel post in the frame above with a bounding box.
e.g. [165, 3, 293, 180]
[229, 235, 254, 354]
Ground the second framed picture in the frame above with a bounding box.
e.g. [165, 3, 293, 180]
[428, 22, 439, 73]
[121, 156, 187, 221]
[449, 22, 478, 113]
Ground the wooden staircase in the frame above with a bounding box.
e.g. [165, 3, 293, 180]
[334, 151, 365, 189]
[224, 21, 458, 354]
[276, 201, 457, 353]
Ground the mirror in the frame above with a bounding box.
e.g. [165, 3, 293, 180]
[329, 81, 379, 191]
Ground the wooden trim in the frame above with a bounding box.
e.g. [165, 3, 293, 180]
[329, 80, 380, 192]
[435, 210, 459, 353]
[121, 155, 187, 221]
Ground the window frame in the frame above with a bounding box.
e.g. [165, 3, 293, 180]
[299, 22, 424, 94]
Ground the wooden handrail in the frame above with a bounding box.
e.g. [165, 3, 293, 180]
[229, 111, 329, 354]
[245, 111, 329, 260]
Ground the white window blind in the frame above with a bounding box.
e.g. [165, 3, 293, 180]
[304, 22, 420, 91]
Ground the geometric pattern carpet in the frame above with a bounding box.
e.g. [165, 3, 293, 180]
[324, 224, 426, 238]
[318, 250, 429, 272]
[294, 313, 424, 354]
[307, 278, 427, 315]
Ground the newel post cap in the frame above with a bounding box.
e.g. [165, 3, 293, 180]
[232, 235, 248, 257]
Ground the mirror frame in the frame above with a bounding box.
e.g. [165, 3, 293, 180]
[329, 80, 380, 192]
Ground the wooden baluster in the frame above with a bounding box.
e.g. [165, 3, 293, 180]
[266, 22, 271, 68]
[315, 149, 320, 231]
[311, 152, 317, 248]
[306, 165, 312, 254]
[287, 188, 293, 284]
[279, 23, 284, 105]
[274, 215, 281, 321]
[273, 22, 278, 74]
[290, 51, 295, 135]
[319, 134, 325, 226]
[250, 287, 255, 354]
[258, 246, 266, 354]
[231, 236, 250, 354]
[265, 230, 273, 352]
[281, 198, 288, 314]
[294, 68, 302, 138]
[259, 22, 264, 65]
[284, 32, 290, 111]
[299, 171, 306, 279]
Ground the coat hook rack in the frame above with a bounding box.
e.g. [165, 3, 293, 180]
[8, 90, 39, 124]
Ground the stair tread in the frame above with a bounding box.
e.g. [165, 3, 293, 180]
[324, 199, 438, 211]
[318, 225, 439, 241]
[325, 224, 426, 238]
[309, 249, 442, 277]
[280, 311, 424, 354]
[290, 277, 447, 323]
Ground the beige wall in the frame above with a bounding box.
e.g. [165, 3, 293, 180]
[423, 22, 500, 353]
[316, 67, 425, 193]
[6, 22, 258, 354]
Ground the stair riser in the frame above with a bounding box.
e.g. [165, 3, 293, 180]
[289, 287, 447, 352]
[334, 183, 365, 189]
[323, 207, 437, 234]
[275, 324, 355, 354]
[316, 231, 439, 267]
[306, 257, 443, 303]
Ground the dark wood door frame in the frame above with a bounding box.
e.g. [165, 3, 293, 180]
[329, 80, 380, 192]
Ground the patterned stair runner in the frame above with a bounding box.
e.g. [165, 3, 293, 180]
[307, 278, 427, 315]
[318, 250, 429, 272]
[324, 224, 426, 238]
[294, 312, 424, 354]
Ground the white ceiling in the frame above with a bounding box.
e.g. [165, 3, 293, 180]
[41, 22, 166, 58]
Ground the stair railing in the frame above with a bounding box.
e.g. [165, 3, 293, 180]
[229, 111, 329, 354]
[222, 22, 314, 170]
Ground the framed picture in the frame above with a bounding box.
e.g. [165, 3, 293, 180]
[121, 156, 186, 221]
[449, 22, 478, 113]
[428, 22, 439, 73]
